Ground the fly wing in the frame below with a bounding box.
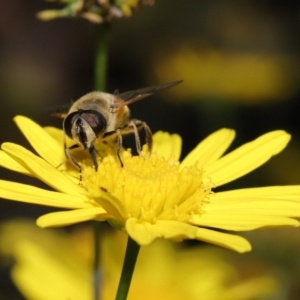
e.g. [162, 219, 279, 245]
[44, 103, 72, 118]
[116, 80, 183, 106]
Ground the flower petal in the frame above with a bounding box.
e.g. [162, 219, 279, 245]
[126, 218, 251, 252]
[37, 208, 108, 228]
[0, 180, 91, 208]
[44, 126, 74, 148]
[43, 126, 64, 143]
[216, 186, 300, 200]
[207, 198, 300, 218]
[193, 213, 299, 230]
[0, 150, 31, 175]
[206, 130, 290, 186]
[180, 128, 235, 169]
[152, 131, 182, 160]
[14, 116, 64, 167]
[2, 143, 84, 196]
[12, 241, 90, 300]
[96, 193, 127, 220]
[195, 227, 251, 253]
[126, 218, 198, 245]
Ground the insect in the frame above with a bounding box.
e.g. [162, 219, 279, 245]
[53, 80, 182, 173]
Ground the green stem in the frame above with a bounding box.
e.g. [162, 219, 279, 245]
[92, 222, 101, 300]
[94, 24, 109, 91]
[92, 23, 109, 300]
[115, 237, 141, 300]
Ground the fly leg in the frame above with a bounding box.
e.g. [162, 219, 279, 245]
[116, 129, 124, 167]
[88, 145, 98, 171]
[103, 119, 153, 167]
[127, 119, 152, 154]
[63, 134, 83, 181]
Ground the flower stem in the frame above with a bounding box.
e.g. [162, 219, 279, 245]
[115, 237, 141, 300]
[92, 221, 101, 300]
[92, 23, 109, 300]
[94, 23, 109, 91]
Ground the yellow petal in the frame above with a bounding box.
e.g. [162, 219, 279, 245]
[193, 213, 299, 230]
[43, 126, 63, 142]
[195, 227, 251, 253]
[0, 150, 31, 175]
[150, 221, 251, 252]
[206, 197, 300, 217]
[97, 193, 127, 220]
[126, 219, 198, 245]
[37, 208, 108, 228]
[206, 130, 290, 186]
[126, 219, 251, 252]
[151, 220, 199, 240]
[0, 180, 91, 208]
[12, 241, 90, 300]
[180, 128, 235, 169]
[126, 218, 160, 245]
[152, 131, 182, 160]
[216, 186, 300, 199]
[14, 116, 64, 167]
[2, 143, 84, 196]
[44, 126, 74, 148]
[221, 276, 279, 300]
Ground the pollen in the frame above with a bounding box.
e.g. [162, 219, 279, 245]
[81, 148, 213, 226]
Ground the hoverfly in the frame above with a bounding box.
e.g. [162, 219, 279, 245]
[52, 80, 182, 173]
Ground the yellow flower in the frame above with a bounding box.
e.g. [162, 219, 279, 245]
[0, 220, 279, 300]
[153, 46, 298, 104]
[1, 116, 300, 253]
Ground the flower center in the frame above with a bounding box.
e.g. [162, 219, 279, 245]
[82, 149, 213, 224]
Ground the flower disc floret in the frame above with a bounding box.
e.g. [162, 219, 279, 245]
[82, 149, 213, 226]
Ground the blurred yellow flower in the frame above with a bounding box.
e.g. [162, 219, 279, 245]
[1, 116, 300, 253]
[37, 0, 155, 24]
[154, 46, 299, 104]
[0, 220, 279, 300]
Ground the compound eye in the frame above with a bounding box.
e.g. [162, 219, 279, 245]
[80, 110, 107, 136]
[63, 109, 107, 139]
[63, 112, 79, 138]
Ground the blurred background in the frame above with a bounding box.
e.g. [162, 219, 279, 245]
[0, 0, 300, 299]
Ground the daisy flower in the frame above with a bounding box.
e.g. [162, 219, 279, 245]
[0, 220, 279, 300]
[0, 116, 300, 253]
